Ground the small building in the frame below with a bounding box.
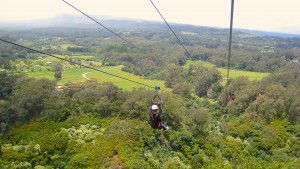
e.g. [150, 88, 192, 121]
[45, 62, 52, 66]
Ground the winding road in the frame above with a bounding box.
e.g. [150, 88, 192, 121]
[82, 65, 123, 80]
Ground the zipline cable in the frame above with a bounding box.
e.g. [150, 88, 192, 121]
[149, 0, 207, 79]
[150, 0, 192, 59]
[0, 38, 155, 89]
[62, 0, 139, 50]
[226, 0, 234, 85]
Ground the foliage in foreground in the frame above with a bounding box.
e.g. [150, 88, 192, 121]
[0, 64, 300, 168]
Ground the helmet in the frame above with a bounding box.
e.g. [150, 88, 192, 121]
[151, 105, 158, 110]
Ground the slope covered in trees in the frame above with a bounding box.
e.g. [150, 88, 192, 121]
[0, 19, 300, 168]
[0, 62, 299, 168]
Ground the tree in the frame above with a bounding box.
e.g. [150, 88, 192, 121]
[172, 82, 191, 97]
[187, 109, 210, 136]
[288, 99, 300, 123]
[0, 72, 20, 100]
[54, 71, 62, 80]
[163, 63, 185, 88]
[161, 94, 185, 130]
[194, 67, 221, 97]
[8, 77, 56, 123]
[52, 63, 63, 80]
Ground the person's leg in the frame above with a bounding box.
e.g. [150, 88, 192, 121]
[160, 123, 168, 130]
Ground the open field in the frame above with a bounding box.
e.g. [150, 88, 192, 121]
[37, 55, 95, 62]
[28, 66, 170, 91]
[185, 60, 270, 81]
[87, 66, 169, 91]
[217, 68, 270, 81]
[27, 71, 55, 80]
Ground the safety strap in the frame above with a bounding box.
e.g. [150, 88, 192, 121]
[152, 86, 163, 105]
[152, 94, 161, 103]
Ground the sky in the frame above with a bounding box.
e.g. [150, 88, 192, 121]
[0, 0, 299, 34]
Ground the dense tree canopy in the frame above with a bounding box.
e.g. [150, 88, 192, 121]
[0, 23, 299, 168]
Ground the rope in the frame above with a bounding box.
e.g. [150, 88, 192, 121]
[150, 0, 192, 59]
[149, 0, 208, 79]
[226, 0, 234, 85]
[62, 0, 139, 50]
[0, 38, 155, 89]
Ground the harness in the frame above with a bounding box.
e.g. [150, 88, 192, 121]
[148, 86, 164, 128]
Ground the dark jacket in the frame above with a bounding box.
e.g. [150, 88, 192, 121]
[149, 104, 162, 128]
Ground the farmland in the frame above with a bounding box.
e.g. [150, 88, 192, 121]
[184, 60, 270, 81]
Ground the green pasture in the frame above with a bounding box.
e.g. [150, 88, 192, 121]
[28, 66, 169, 91]
[87, 66, 169, 91]
[185, 60, 270, 81]
[28, 68, 89, 84]
[27, 71, 55, 80]
[184, 60, 215, 68]
[38, 55, 95, 62]
[58, 68, 90, 85]
[217, 68, 270, 81]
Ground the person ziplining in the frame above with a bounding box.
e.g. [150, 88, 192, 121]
[148, 86, 168, 131]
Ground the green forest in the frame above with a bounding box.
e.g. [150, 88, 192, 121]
[0, 19, 300, 168]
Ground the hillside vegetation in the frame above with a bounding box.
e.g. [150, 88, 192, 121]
[0, 20, 300, 168]
[0, 65, 299, 168]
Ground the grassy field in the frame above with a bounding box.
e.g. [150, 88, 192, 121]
[87, 66, 169, 91]
[58, 68, 90, 85]
[28, 71, 55, 80]
[184, 60, 215, 68]
[185, 60, 270, 81]
[27, 58, 268, 91]
[38, 55, 95, 62]
[30, 55, 167, 91]
[217, 68, 270, 81]
[28, 66, 170, 91]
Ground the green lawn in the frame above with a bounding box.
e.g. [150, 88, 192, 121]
[185, 60, 270, 81]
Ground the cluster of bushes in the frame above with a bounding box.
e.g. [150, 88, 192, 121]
[159, 63, 222, 98]
[219, 63, 300, 124]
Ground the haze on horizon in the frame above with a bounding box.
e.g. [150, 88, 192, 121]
[0, 0, 299, 34]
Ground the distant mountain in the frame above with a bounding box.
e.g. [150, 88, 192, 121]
[0, 14, 161, 30]
[237, 29, 300, 38]
[1, 14, 300, 38]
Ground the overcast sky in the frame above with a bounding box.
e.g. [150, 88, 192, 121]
[0, 0, 299, 34]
